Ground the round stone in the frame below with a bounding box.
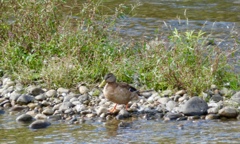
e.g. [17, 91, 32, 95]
[29, 120, 51, 129]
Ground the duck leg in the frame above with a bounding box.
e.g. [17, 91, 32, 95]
[109, 104, 117, 113]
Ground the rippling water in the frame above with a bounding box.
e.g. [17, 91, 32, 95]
[1, 112, 240, 143]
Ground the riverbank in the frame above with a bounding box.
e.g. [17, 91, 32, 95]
[0, 76, 239, 129]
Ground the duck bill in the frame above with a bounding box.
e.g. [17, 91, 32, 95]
[99, 80, 106, 88]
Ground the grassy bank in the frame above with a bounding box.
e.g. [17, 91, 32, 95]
[0, 0, 239, 95]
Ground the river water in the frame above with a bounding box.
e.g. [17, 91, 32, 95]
[1, 0, 240, 143]
[1, 111, 240, 143]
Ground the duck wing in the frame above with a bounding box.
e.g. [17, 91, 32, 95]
[118, 82, 138, 92]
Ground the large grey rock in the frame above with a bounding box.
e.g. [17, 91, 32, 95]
[16, 114, 34, 123]
[179, 96, 208, 116]
[231, 91, 240, 104]
[16, 95, 35, 105]
[29, 120, 51, 129]
[218, 106, 238, 118]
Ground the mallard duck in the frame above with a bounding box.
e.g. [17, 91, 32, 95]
[99, 73, 139, 113]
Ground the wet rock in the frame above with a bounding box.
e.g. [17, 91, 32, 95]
[45, 89, 57, 98]
[179, 96, 208, 116]
[16, 94, 35, 105]
[79, 85, 89, 94]
[29, 120, 51, 129]
[16, 114, 34, 123]
[210, 94, 223, 102]
[205, 114, 220, 120]
[27, 86, 44, 96]
[59, 102, 74, 112]
[35, 94, 46, 101]
[230, 91, 240, 104]
[218, 106, 238, 118]
[116, 109, 130, 120]
[10, 106, 28, 112]
[42, 108, 54, 115]
[164, 112, 183, 121]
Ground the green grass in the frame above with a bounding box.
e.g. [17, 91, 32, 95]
[0, 0, 239, 95]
